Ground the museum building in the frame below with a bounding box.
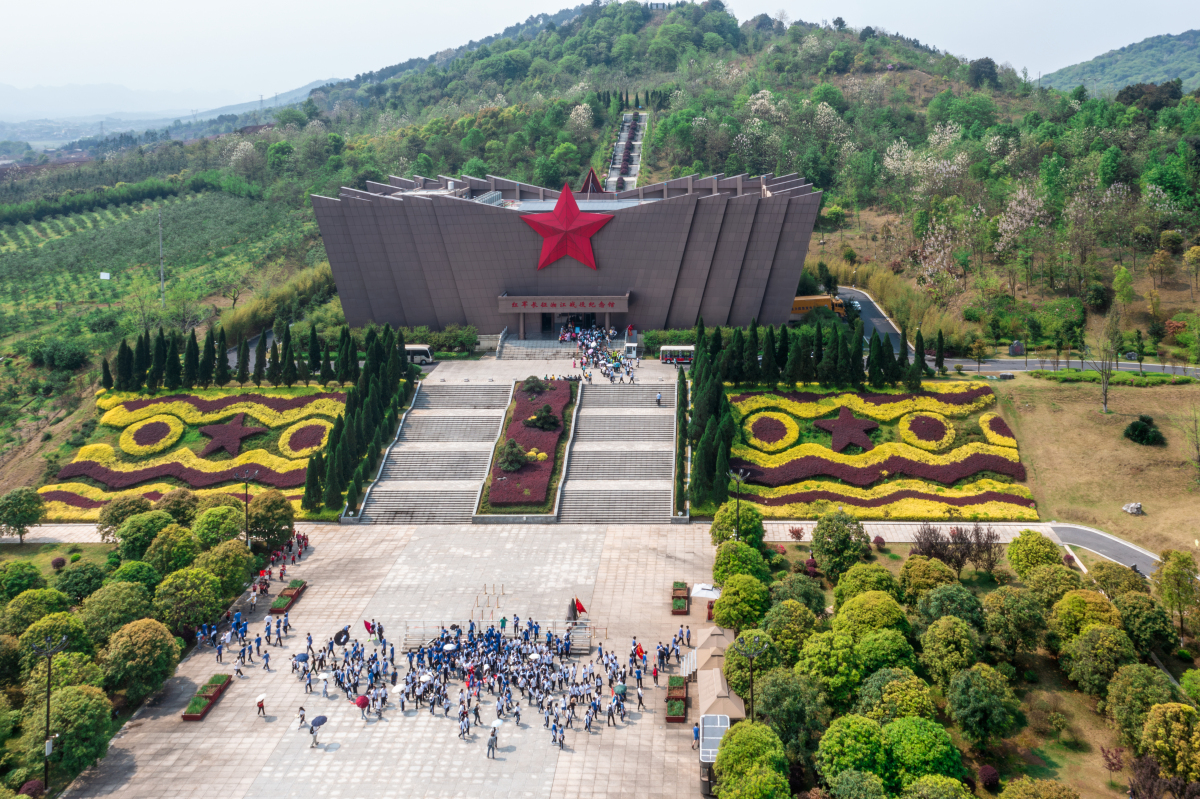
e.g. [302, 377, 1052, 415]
[311, 170, 821, 337]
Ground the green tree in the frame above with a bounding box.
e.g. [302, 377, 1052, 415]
[816, 714, 886, 784]
[902, 775, 973, 799]
[947, 663, 1020, 748]
[214, 328, 231, 386]
[1049, 589, 1121, 645]
[1112, 264, 1135, 310]
[247, 489, 295, 550]
[1114, 593, 1175, 653]
[153, 568, 223, 633]
[854, 667, 915, 715]
[115, 510, 174, 561]
[1025, 564, 1083, 608]
[1061, 624, 1136, 695]
[0, 561, 46, 603]
[1140, 703, 1198, 781]
[78, 581, 152, 646]
[724, 629, 778, 698]
[882, 716, 964, 792]
[754, 668, 828, 770]
[714, 721, 788, 785]
[796, 631, 862, 707]
[710, 501, 765, 550]
[199, 328, 215, 387]
[18, 612, 93, 675]
[0, 488, 45, 544]
[20, 686, 113, 775]
[721, 762, 793, 799]
[834, 562, 902, 610]
[52, 561, 106, 603]
[917, 583, 984, 630]
[811, 510, 870, 583]
[23, 651, 103, 696]
[866, 674, 935, 724]
[833, 591, 910, 639]
[854, 629, 917, 675]
[1105, 664, 1178, 749]
[143, 524, 202, 577]
[103, 618, 180, 702]
[997, 778, 1079, 799]
[194, 539, 254, 598]
[713, 574, 770, 632]
[713, 540, 771, 585]
[919, 616, 979, 688]
[829, 770, 887, 799]
[96, 495, 152, 543]
[192, 506, 243, 550]
[982, 586, 1045, 660]
[153, 488, 198, 526]
[1153, 549, 1199, 634]
[252, 332, 266, 386]
[1006, 529, 1062, 579]
[3, 588, 70, 637]
[301, 452, 324, 512]
[898, 556, 957, 606]
[182, 329, 199, 388]
[763, 600, 816, 667]
[770, 573, 827, 618]
[104, 561, 162, 592]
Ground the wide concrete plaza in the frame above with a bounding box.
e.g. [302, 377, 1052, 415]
[64, 522, 715, 799]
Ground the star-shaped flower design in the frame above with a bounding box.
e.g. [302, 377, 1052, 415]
[814, 407, 879, 452]
[199, 412, 267, 457]
[520, 183, 614, 270]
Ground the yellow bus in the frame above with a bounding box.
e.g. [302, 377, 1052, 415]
[791, 295, 846, 318]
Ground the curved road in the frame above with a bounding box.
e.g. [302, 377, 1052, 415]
[1052, 524, 1160, 577]
[840, 286, 1200, 377]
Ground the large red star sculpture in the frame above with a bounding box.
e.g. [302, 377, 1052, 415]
[520, 183, 614, 270]
[199, 412, 267, 457]
[814, 407, 879, 452]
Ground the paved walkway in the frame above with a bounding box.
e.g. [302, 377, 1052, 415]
[1052, 523, 1160, 574]
[63, 522, 714, 799]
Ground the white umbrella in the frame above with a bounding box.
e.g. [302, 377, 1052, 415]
[528, 653, 540, 661]
[256, 694, 267, 703]
[491, 719, 504, 728]
[443, 644, 457, 652]
[420, 674, 432, 683]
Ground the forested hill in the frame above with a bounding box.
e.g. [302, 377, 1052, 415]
[1041, 30, 1200, 95]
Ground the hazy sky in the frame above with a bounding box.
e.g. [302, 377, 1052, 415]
[1, 0, 1194, 105]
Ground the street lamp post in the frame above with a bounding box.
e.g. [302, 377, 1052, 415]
[728, 469, 749, 541]
[234, 467, 260, 546]
[31, 634, 69, 789]
[732, 633, 770, 720]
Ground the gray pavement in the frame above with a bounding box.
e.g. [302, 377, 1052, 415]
[1052, 524, 1160, 576]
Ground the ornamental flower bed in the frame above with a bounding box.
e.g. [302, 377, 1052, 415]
[40, 387, 344, 521]
[485, 380, 573, 508]
[726, 382, 1033, 521]
[182, 674, 232, 721]
[666, 699, 687, 723]
[270, 579, 307, 615]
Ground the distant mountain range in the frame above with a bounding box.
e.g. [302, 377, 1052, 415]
[1041, 29, 1199, 94]
[0, 78, 344, 125]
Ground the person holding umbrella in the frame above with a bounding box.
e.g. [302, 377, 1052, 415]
[310, 715, 326, 747]
[355, 694, 369, 720]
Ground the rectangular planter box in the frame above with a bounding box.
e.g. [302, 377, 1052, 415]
[666, 710, 687, 723]
[667, 687, 687, 700]
[269, 581, 307, 615]
[182, 675, 232, 721]
[671, 598, 690, 616]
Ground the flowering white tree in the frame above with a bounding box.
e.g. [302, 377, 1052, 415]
[567, 104, 594, 137]
[996, 184, 1048, 293]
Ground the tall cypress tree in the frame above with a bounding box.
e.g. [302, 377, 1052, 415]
[816, 334, 837, 387]
[760, 326, 778, 385]
[897, 325, 909, 372]
[323, 445, 343, 509]
[215, 328, 231, 386]
[784, 332, 801, 387]
[339, 432, 353, 484]
[320, 343, 335, 385]
[252, 334, 267, 387]
[308, 326, 321, 372]
[335, 335, 352, 385]
[850, 320, 866, 387]
[132, 331, 149, 391]
[837, 330, 854, 387]
[727, 329, 745, 385]
[235, 339, 250, 386]
[267, 341, 282, 386]
[935, 330, 945, 374]
[813, 319, 824, 365]
[182, 329, 199, 389]
[115, 339, 132, 391]
[798, 331, 815, 386]
[690, 417, 716, 505]
[148, 328, 166, 392]
[282, 334, 298, 387]
[708, 327, 723, 363]
[868, 331, 884, 388]
[101, 358, 113, 390]
[776, 324, 789, 371]
[743, 322, 761, 385]
[301, 451, 323, 511]
[164, 336, 182, 390]
[912, 329, 926, 375]
[199, 328, 216, 387]
[881, 334, 899, 386]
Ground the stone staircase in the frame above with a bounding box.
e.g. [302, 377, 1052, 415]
[358, 383, 511, 524]
[498, 338, 579, 360]
[557, 384, 676, 524]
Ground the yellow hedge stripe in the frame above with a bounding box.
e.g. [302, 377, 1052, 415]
[733, 390, 995, 421]
[100, 398, 345, 429]
[731, 440, 1021, 469]
[71, 444, 304, 473]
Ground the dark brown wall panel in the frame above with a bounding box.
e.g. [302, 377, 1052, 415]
[404, 198, 467, 328]
[758, 193, 823, 325]
[373, 198, 438, 329]
[698, 195, 758, 327]
[311, 196, 373, 329]
[728, 195, 789, 327]
[665, 195, 726, 330]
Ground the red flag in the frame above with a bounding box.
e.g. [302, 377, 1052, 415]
[575, 598, 587, 614]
